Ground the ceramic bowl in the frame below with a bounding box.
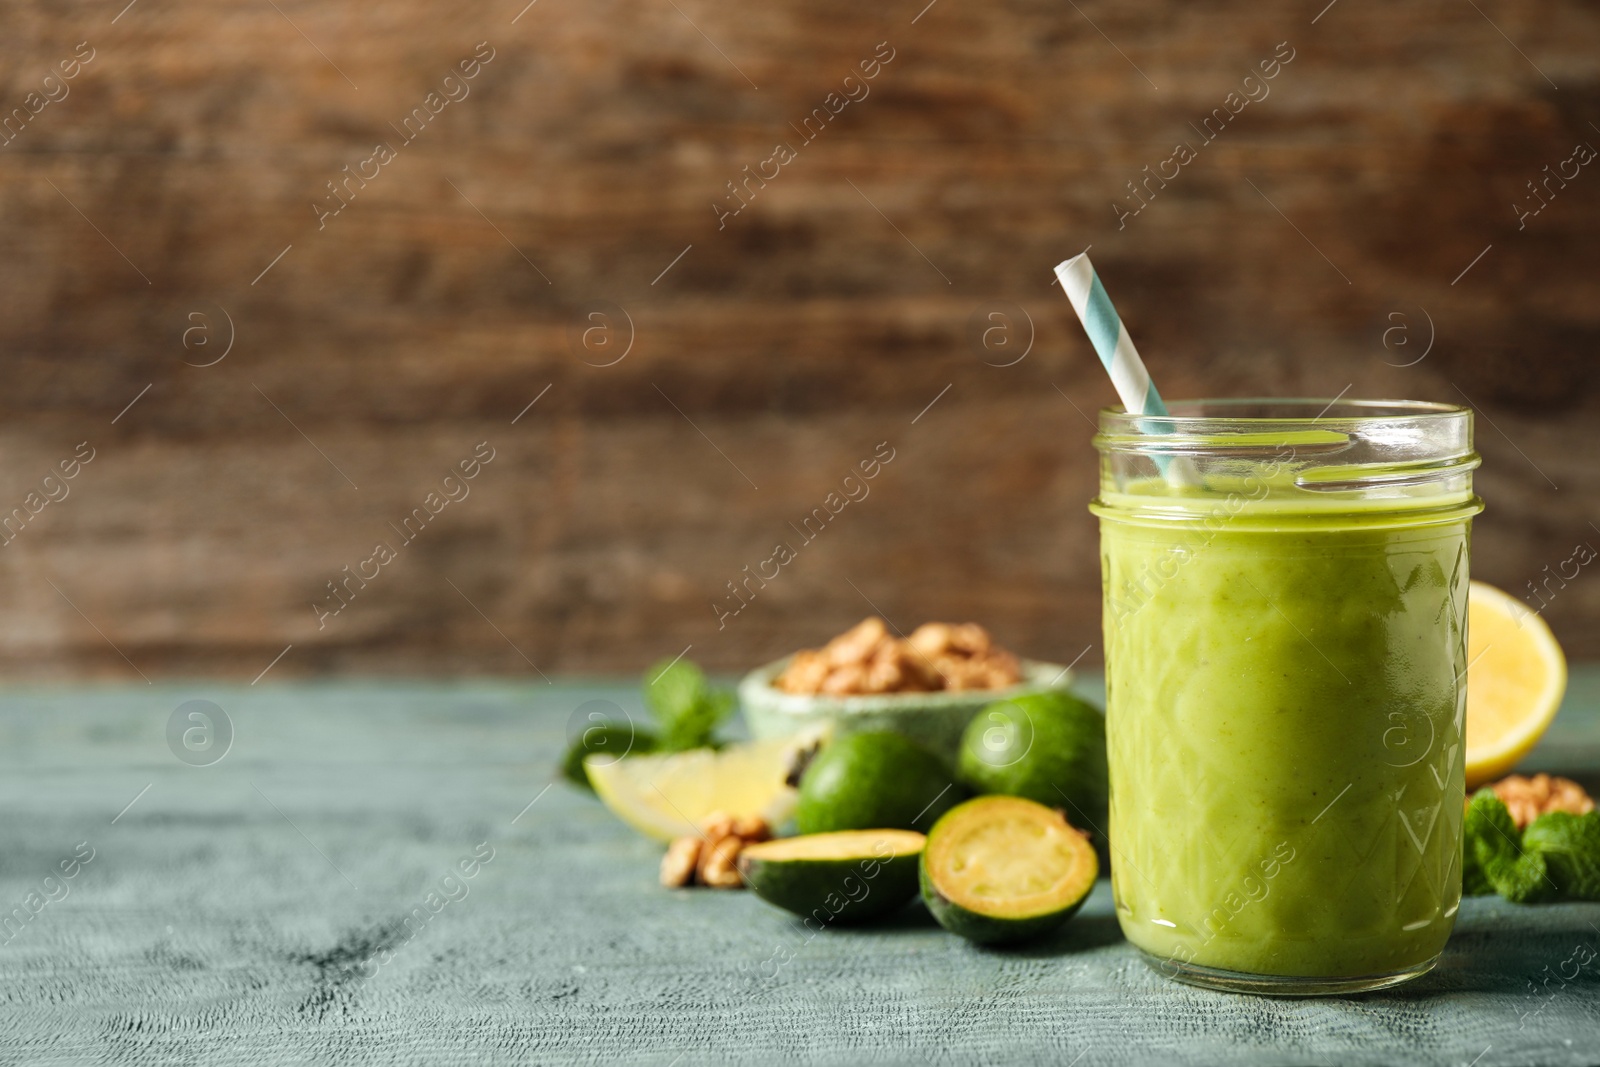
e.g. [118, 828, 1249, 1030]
[738, 656, 1074, 765]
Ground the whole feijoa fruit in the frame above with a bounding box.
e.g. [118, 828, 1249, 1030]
[958, 691, 1107, 834]
[795, 731, 964, 835]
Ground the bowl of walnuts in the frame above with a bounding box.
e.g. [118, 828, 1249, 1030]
[739, 617, 1075, 763]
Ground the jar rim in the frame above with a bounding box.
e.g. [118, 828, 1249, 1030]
[1092, 396, 1479, 517]
[1097, 398, 1468, 428]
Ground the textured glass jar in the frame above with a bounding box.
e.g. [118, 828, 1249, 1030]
[1090, 399, 1482, 995]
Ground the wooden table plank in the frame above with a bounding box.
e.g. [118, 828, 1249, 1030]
[0, 672, 1595, 1065]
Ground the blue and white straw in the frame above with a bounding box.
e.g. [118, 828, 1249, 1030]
[1053, 252, 1169, 419]
[1054, 252, 1190, 484]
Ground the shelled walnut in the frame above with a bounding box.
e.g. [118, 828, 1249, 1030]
[658, 837, 701, 888]
[774, 617, 1022, 696]
[659, 811, 771, 889]
[1490, 774, 1595, 829]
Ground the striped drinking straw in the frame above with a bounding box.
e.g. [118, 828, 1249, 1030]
[1053, 252, 1169, 419]
[1053, 252, 1189, 483]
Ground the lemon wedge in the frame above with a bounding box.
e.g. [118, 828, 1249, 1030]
[1464, 580, 1568, 788]
[586, 735, 813, 841]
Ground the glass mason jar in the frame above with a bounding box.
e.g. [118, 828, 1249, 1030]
[1090, 399, 1482, 995]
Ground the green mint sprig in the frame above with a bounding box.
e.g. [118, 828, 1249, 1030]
[1463, 788, 1600, 904]
[643, 657, 736, 752]
[558, 657, 735, 789]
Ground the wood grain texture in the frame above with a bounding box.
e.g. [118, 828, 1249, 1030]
[0, 0, 1598, 679]
[0, 680, 1596, 1065]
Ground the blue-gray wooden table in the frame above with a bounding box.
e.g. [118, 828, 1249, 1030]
[2, 671, 1598, 1066]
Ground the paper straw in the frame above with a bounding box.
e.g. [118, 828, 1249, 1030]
[1054, 253, 1191, 485]
[1053, 253, 1169, 420]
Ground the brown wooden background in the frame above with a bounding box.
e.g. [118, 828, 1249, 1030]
[1, 0, 1598, 681]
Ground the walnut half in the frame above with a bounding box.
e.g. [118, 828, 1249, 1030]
[697, 836, 745, 889]
[659, 837, 701, 888]
[1491, 773, 1596, 830]
[660, 811, 771, 889]
[775, 617, 1023, 695]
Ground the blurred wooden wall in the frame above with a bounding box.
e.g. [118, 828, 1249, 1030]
[1, 0, 1598, 680]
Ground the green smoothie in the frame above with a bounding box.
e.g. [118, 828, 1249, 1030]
[1095, 486, 1475, 981]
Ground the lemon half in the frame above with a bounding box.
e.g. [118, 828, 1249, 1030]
[1464, 580, 1568, 788]
[586, 736, 808, 841]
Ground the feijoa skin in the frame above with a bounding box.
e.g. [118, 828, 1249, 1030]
[957, 691, 1108, 834]
[794, 731, 964, 835]
[739, 829, 925, 924]
[920, 795, 1098, 945]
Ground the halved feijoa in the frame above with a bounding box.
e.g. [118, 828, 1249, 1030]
[920, 796, 1097, 945]
[739, 829, 925, 924]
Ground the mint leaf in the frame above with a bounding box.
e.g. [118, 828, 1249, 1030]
[1465, 789, 1519, 871]
[560, 724, 658, 790]
[1462, 848, 1494, 897]
[1464, 789, 1557, 904]
[1462, 790, 1497, 896]
[1523, 811, 1600, 902]
[643, 658, 735, 752]
[1494, 849, 1555, 904]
